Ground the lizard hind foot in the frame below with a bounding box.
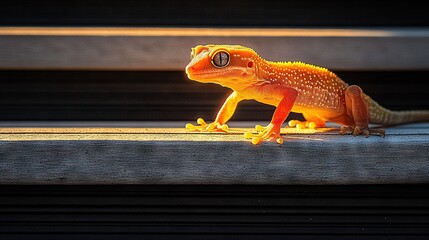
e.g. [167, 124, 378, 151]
[244, 123, 283, 145]
[340, 125, 385, 137]
[185, 118, 229, 132]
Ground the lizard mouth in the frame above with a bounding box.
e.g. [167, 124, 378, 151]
[186, 68, 224, 82]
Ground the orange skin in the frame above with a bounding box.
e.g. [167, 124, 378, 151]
[185, 44, 427, 144]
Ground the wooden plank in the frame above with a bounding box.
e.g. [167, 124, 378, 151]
[1, 123, 428, 185]
[1, 27, 429, 71]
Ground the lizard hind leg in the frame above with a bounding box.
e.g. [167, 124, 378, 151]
[343, 85, 385, 137]
[288, 113, 326, 129]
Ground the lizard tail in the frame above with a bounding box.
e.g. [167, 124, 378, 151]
[365, 95, 429, 125]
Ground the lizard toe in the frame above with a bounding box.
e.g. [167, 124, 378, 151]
[244, 123, 283, 145]
[185, 118, 229, 132]
[340, 125, 385, 137]
[288, 120, 318, 129]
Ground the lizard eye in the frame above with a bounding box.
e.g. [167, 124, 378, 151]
[211, 51, 230, 68]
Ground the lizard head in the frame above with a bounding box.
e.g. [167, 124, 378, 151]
[186, 44, 260, 91]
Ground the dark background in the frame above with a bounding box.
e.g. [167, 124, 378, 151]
[1, 0, 429, 27]
[1, 1, 429, 239]
[0, 0, 429, 121]
[0, 70, 428, 121]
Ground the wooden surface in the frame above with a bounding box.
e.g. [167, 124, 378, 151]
[1, 27, 429, 71]
[1, 122, 428, 185]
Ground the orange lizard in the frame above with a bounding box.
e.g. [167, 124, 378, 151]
[185, 44, 429, 145]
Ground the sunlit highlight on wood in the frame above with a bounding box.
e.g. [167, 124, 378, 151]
[1, 27, 428, 37]
[0, 127, 336, 142]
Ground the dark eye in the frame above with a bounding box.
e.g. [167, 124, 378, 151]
[211, 51, 230, 68]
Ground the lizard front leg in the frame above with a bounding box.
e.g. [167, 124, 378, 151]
[186, 91, 243, 132]
[245, 87, 298, 144]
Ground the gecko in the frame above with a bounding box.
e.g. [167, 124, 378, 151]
[185, 44, 429, 145]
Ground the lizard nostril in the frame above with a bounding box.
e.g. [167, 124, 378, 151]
[186, 66, 195, 75]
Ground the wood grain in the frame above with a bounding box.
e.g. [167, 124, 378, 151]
[1, 123, 428, 185]
[1, 27, 429, 71]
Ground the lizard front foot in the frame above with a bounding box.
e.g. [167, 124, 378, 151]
[185, 118, 229, 132]
[288, 120, 318, 129]
[244, 123, 283, 145]
[340, 126, 386, 137]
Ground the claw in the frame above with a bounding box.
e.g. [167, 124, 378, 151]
[353, 126, 362, 136]
[185, 118, 229, 132]
[244, 123, 283, 145]
[371, 128, 386, 137]
[340, 125, 354, 135]
[340, 125, 385, 137]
